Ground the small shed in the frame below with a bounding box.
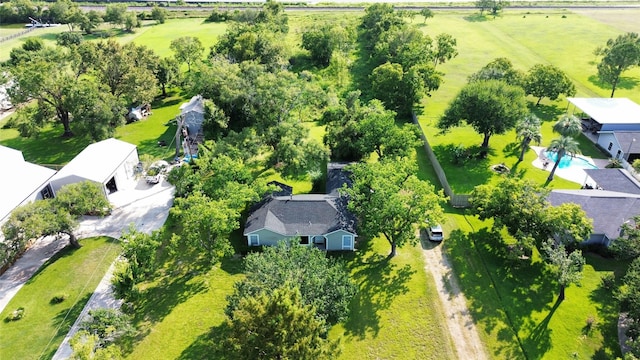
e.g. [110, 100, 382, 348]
[50, 138, 139, 199]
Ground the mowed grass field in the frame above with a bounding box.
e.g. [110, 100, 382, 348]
[415, 9, 640, 192]
[2, 8, 640, 360]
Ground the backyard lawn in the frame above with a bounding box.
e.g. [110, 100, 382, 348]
[0, 237, 120, 360]
[444, 210, 628, 359]
[415, 9, 640, 193]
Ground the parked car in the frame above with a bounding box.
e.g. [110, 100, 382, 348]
[427, 224, 444, 242]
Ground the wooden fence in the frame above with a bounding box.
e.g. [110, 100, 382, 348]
[0, 27, 36, 44]
[412, 112, 471, 208]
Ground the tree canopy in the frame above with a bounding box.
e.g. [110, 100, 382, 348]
[595, 32, 640, 97]
[470, 177, 592, 255]
[226, 286, 339, 360]
[542, 240, 585, 301]
[226, 243, 357, 325]
[524, 64, 576, 105]
[342, 159, 445, 257]
[438, 79, 528, 150]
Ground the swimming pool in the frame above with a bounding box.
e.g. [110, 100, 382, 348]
[544, 151, 598, 170]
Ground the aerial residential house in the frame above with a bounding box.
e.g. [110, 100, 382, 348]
[548, 168, 640, 246]
[567, 97, 640, 162]
[0, 145, 56, 224]
[49, 138, 139, 200]
[243, 163, 357, 251]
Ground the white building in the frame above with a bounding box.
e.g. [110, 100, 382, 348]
[0, 145, 56, 224]
[50, 138, 139, 199]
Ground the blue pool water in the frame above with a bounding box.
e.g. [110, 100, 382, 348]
[545, 151, 598, 170]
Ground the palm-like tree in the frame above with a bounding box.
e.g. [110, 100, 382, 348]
[546, 136, 581, 181]
[553, 114, 582, 137]
[516, 114, 542, 162]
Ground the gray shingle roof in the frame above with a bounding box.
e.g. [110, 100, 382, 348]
[584, 169, 640, 195]
[244, 195, 356, 236]
[548, 190, 640, 240]
[326, 162, 353, 197]
[615, 132, 640, 154]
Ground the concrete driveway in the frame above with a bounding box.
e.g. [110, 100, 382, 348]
[0, 177, 174, 320]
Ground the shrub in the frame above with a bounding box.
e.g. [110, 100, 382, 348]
[605, 158, 623, 168]
[5, 307, 25, 322]
[600, 273, 616, 290]
[633, 159, 640, 173]
[50, 293, 68, 304]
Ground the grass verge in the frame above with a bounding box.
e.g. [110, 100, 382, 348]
[0, 237, 121, 360]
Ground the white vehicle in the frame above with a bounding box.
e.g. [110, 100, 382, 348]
[427, 225, 444, 242]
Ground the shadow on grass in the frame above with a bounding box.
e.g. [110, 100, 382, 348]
[132, 266, 210, 326]
[585, 254, 627, 359]
[177, 322, 232, 360]
[463, 13, 490, 22]
[431, 143, 494, 193]
[588, 74, 640, 92]
[529, 103, 564, 122]
[44, 292, 93, 359]
[445, 227, 557, 359]
[0, 125, 92, 164]
[339, 239, 416, 339]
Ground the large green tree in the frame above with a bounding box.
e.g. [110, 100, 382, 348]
[170, 36, 203, 72]
[370, 61, 441, 116]
[546, 136, 581, 181]
[342, 159, 445, 257]
[468, 57, 523, 86]
[438, 79, 528, 150]
[226, 286, 339, 360]
[542, 240, 585, 301]
[471, 177, 592, 254]
[91, 40, 159, 105]
[301, 23, 355, 67]
[595, 32, 640, 97]
[226, 243, 357, 325]
[610, 215, 640, 260]
[524, 64, 576, 105]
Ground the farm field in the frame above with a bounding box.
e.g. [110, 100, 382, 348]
[1, 7, 640, 360]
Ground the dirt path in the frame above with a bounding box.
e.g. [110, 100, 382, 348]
[420, 231, 488, 360]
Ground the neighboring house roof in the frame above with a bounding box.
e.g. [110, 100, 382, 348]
[51, 138, 136, 184]
[613, 132, 640, 154]
[0, 145, 56, 222]
[568, 97, 640, 125]
[548, 190, 640, 240]
[584, 169, 640, 195]
[326, 162, 353, 197]
[244, 195, 356, 236]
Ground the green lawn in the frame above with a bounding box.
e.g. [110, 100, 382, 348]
[415, 9, 640, 193]
[329, 236, 456, 359]
[123, 257, 245, 359]
[443, 210, 628, 359]
[0, 237, 121, 360]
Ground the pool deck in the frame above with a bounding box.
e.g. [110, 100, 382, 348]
[531, 146, 609, 185]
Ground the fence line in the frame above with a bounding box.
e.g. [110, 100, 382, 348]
[0, 27, 36, 43]
[412, 112, 471, 208]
